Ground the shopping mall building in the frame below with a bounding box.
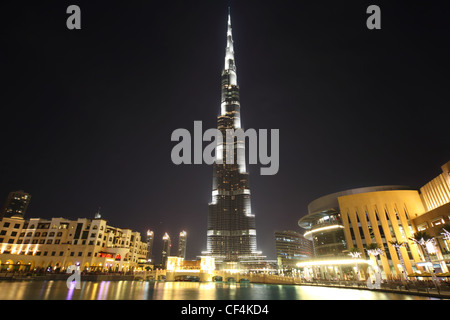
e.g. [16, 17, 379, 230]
[298, 161, 450, 281]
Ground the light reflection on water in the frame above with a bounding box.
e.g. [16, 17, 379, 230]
[0, 280, 438, 300]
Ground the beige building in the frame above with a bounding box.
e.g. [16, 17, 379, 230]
[339, 188, 428, 278]
[420, 162, 450, 212]
[0, 216, 148, 273]
[298, 161, 450, 281]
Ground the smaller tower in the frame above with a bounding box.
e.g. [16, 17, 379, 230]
[94, 206, 102, 219]
[146, 230, 154, 263]
[161, 232, 171, 268]
[1, 190, 31, 219]
[178, 230, 187, 259]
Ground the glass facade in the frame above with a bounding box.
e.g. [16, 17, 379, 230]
[275, 230, 312, 270]
[301, 210, 347, 258]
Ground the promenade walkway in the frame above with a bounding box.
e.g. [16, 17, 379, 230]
[300, 279, 450, 299]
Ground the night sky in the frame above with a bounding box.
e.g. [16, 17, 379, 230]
[2, 0, 449, 261]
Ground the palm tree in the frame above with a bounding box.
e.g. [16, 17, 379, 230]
[366, 242, 384, 282]
[409, 231, 440, 293]
[389, 240, 408, 281]
[348, 247, 362, 280]
[440, 225, 450, 242]
[409, 231, 435, 268]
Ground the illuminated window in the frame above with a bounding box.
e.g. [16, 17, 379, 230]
[417, 223, 428, 231]
[431, 217, 445, 227]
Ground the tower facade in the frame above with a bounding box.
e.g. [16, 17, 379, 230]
[204, 11, 262, 263]
[161, 232, 171, 267]
[146, 230, 154, 262]
[178, 230, 187, 259]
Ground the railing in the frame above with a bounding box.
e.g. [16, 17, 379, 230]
[300, 278, 450, 296]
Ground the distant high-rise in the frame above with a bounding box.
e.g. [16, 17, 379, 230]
[204, 10, 262, 263]
[161, 232, 171, 267]
[146, 230, 154, 263]
[1, 190, 31, 219]
[177, 230, 187, 259]
[94, 207, 102, 219]
[274, 230, 312, 271]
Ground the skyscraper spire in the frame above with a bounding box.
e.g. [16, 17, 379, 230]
[225, 8, 235, 71]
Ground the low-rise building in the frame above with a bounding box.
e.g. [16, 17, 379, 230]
[0, 216, 148, 273]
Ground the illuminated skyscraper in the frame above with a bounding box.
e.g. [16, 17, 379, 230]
[204, 10, 262, 263]
[161, 232, 171, 267]
[0, 190, 31, 219]
[178, 230, 187, 259]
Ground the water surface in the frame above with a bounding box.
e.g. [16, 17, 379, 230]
[0, 280, 439, 300]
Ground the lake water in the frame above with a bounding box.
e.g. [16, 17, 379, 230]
[0, 280, 439, 300]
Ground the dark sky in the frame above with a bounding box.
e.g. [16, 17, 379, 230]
[2, 0, 450, 261]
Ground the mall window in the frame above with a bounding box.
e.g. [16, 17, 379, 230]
[417, 223, 428, 231]
[431, 217, 445, 227]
